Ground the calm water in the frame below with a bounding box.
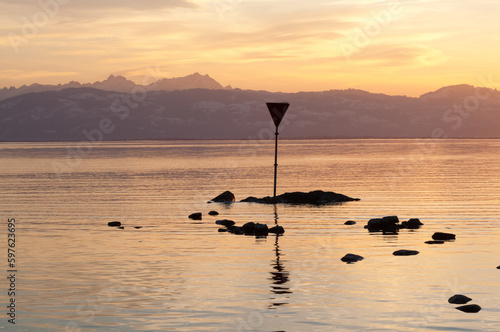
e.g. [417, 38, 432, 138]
[0, 139, 499, 331]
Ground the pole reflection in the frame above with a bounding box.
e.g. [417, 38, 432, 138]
[268, 204, 291, 309]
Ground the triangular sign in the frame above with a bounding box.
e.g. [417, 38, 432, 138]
[266, 102, 289, 127]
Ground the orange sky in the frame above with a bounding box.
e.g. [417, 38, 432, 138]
[1, 0, 500, 97]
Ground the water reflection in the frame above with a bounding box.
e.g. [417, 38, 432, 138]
[268, 205, 291, 309]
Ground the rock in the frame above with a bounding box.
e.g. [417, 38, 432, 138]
[393, 249, 419, 256]
[497, 265, 500, 269]
[134, 226, 142, 229]
[210, 191, 235, 203]
[341, 253, 364, 263]
[242, 222, 256, 234]
[254, 223, 269, 236]
[208, 210, 219, 216]
[108, 221, 121, 227]
[344, 220, 356, 225]
[364, 216, 399, 233]
[455, 304, 481, 313]
[217, 228, 228, 232]
[425, 240, 445, 244]
[231, 226, 245, 235]
[448, 294, 472, 304]
[188, 212, 202, 220]
[269, 225, 285, 234]
[432, 232, 456, 240]
[118, 226, 124, 229]
[240, 190, 359, 205]
[215, 219, 235, 227]
[401, 218, 424, 229]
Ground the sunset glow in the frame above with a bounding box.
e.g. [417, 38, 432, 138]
[1, 0, 500, 96]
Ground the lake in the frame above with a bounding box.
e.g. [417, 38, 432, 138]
[0, 139, 499, 331]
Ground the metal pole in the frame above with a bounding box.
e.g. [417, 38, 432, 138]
[273, 125, 279, 197]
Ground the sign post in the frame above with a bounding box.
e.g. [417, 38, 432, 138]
[266, 102, 290, 198]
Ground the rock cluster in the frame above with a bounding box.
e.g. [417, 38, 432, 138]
[364, 216, 423, 233]
[217, 220, 285, 237]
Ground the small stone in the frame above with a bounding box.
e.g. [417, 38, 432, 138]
[269, 225, 285, 234]
[242, 222, 256, 234]
[497, 265, 500, 269]
[401, 218, 424, 229]
[254, 223, 269, 236]
[448, 294, 472, 304]
[210, 191, 235, 203]
[217, 228, 227, 232]
[432, 232, 456, 240]
[232, 227, 245, 235]
[344, 220, 356, 225]
[208, 211, 219, 216]
[188, 212, 202, 220]
[455, 304, 481, 313]
[108, 221, 121, 227]
[215, 219, 235, 227]
[425, 240, 445, 244]
[118, 226, 124, 229]
[393, 249, 419, 256]
[134, 226, 142, 229]
[341, 253, 364, 263]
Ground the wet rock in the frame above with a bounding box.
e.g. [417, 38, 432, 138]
[215, 219, 235, 227]
[108, 221, 121, 227]
[344, 220, 356, 225]
[341, 253, 364, 263]
[188, 212, 202, 220]
[455, 304, 481, 313]
[231, 226, 245, 235]
[448, 294, 472, 304]
[432, 232, 456, 240]
[393, 249, 419, 256]
[269, 225, 285, 234]
[134, 226, 142, 229]
[208, 210, 219, 216]
[401, 218, 424, 229]
[217, 228, 228, 232]
[425, 240, 445, 244]
[240, 190, 359, 205]
[364, 216, 399, 233]
[118, 226, 124, 229]
[254, 223, 269, 236]
[242, 222, 256, 234]
[497, 265, 500, 269]
[210, 191, 235, 203]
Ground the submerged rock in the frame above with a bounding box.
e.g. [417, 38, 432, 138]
[208, 210, 219, 216]
[188, 212, 202, 220]
[108, 221, 121, 227]
[344, 220, 357, 225]
[134, 226, 142, 229]
[118, 226, 124, 229]
[425, 240, 445, 244]
[393, 249, 419, 256]
[240, 190, 359, 205]
[448, 294, 472, 304]
[210, 191, 235, 203]
[455, 304, 481, 313]
[341, 253, 364, 263]
[401, 218, 424, 229]
[432, 232, 456, 240]
[216, 219, 235, 227]
[217, 228, 228, 232]
[269, 225, 285, 234]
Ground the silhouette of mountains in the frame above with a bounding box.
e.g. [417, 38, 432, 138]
[1, 75, 499, 141]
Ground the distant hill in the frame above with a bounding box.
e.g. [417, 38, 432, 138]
[0, 72, 227, 102]
[0, 82, 499, 141]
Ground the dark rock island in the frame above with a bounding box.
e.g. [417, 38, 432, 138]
[240, 190, 360, 205]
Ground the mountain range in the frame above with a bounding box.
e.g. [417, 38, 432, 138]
[1, 73, 499, 141]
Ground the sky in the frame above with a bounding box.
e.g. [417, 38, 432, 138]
[1, 0, 500, 97]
